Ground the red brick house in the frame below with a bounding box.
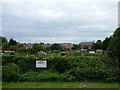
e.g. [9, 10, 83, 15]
[24, 43, 33, 48]
[61, 43, 74, 49]
[80, 41, 94, 49]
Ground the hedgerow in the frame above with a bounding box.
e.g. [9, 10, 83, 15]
[2, 55, 120, 82]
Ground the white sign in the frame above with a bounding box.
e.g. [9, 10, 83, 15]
[36, 60, 47, 68]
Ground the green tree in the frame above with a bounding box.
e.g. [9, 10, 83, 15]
[27, 48, 36, 54]
[2, 43, 9, 50]
[50, 43, 62, 50]
[107, 27, 120, 63]
[93, 40, 103, 50]
[18, 47, 28, 54]
[8, 45, 19, 52]
[0, 36, 8, 44]
[0, 36, 8, 49]
[72, 44, 80, 50]
[97, 40, 102, 43]
[33, 43, 45, 52]
[2, 63, 20, 81]
[9, 38, 17, 46]
[103, 37, 112, 50]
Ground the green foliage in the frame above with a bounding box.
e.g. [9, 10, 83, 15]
[0, 36, 9, 50]
[2, 63, 20, 82]
[37, 51, 46, 56]
[19, 70, 75, 82]
[0, 36, 8, 44]
[2, 55, 120, 82]
[103, 37, 112, 50]
[50, 43, 62, 50]
[71, 44, 80, 50]
[33, 43, 45, 52]
[18, 47, 28, 54]
[19, 72, 39, 81]
[8, 45, 19, 52]
[2, 42, 9, 50]
[93, 41, 103, 50]
[9, 38, 17, 46]
[47, 56, 71, 73]
[2, 55, 35, 73]
[107, 27, 120, 63]
[27, 48, 36, 54]
[69, 52, 81, 56]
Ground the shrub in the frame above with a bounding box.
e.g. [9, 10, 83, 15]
[2, 55, 36, 73]
[2, 55, 119, 82]
[19, 70, 76, 82]
[2, 63, 20, 82]
[19, 72, 39, 81]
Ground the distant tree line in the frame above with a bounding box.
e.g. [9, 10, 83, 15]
[92, 27, 120, 63]
[1, 27, 120, 63]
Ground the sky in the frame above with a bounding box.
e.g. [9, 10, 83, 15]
[1, 0, 119, 44]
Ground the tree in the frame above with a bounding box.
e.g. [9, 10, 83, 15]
[9, 38, 17, 46]
[0, 36, 8, 49]
[33, 43, 45, 52]
[102, 37, 112, 50]
[18, 47, 28, 54]
[2, 42, 9, 50]
[72, 44, 80, 50]
[8, 45, 19, 52]
[92, 40, 103, 50]
[97, 40, 102, 43]
[0, 36, 8, 44]
[50, 43, 62, 50]
[0, 36, 9, 50]
[107, 27, 120, 63]
[2, 63, 20, 81]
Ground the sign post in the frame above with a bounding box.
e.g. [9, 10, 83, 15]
[118, 1, 120, 27]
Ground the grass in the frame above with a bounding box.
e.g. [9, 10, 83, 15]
[2, 82, 120, 88]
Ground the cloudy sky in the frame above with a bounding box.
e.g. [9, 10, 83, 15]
[1, 0, 119, 44]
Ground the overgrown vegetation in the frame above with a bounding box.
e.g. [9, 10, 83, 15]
[1, 27, 120, 84]
[2, 55, 120, 82]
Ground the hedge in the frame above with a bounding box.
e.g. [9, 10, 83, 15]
[2, 55, 120, 82]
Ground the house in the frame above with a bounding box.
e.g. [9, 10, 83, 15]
[24, 43, 33, 48]
[79, 41, 94, 49]
[60, 43, 74, 49]
[2, 50, 15, 55]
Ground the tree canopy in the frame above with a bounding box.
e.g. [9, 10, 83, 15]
[92, 40, 103, 50]
[50, 43, 62, 50]
[9, 39, 18, 46]
[107, 27, 120, 63]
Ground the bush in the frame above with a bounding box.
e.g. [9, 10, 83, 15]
[19, 72, 39, 81]
[47, 56, 71, 73]
[2, 55, 36, 73]
[19, 70, 76, 82]
[2, 55, 119, 82]
[2, 63, 20, 82]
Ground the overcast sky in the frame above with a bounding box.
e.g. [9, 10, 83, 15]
[1, 0, 119, 44]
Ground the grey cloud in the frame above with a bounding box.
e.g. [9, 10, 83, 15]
[2, 0, 118, 43]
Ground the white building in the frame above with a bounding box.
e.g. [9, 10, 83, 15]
[89, 51, 95, 54]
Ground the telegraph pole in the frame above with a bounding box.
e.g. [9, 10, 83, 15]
[118, 1, 120, 27]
